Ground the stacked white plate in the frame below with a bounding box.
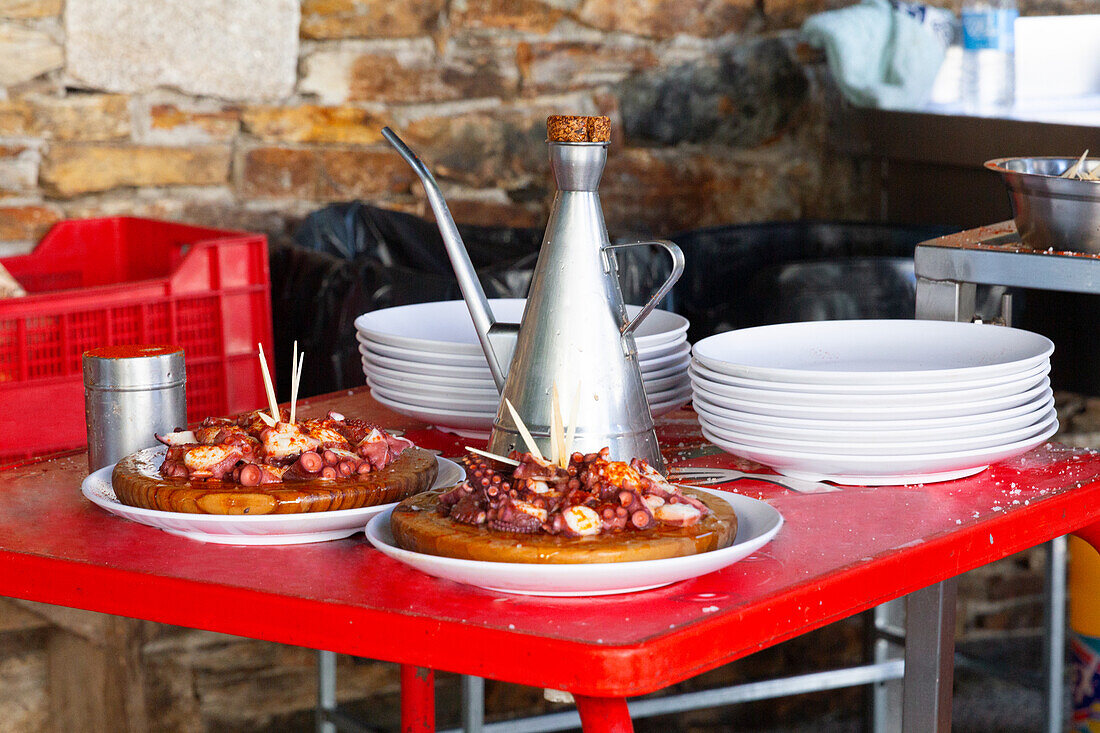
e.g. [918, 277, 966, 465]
[689, 320, 1057, 485]
[355, 299, 691, 437]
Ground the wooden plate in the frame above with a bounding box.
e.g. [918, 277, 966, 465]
[112, 446, 439, 515]
[390, 487, 737, 564]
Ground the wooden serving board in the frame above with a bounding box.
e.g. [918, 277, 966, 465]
[112, 447, 439, 515]
[390, 487, 737, 564]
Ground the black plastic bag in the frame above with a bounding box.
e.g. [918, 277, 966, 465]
[669, 221, 955, 342]
[270, 203, 543, 399]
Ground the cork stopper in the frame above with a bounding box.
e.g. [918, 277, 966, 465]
[547, 115, 610, 143]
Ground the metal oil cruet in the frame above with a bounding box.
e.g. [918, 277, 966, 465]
[382, 115, 683, 472]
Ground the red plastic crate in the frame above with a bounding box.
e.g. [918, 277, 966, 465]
[0, 217, 274, 464]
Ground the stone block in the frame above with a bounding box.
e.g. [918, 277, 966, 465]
[178, 201, 302, 242]
[0, 144, 38, 195]
[301, 0, 445, 39]
[600, 147, 804, 237]
[300, 37, 518, 104]
[0, 99, 32, 136]
[0, 23, 63, 86]
[577, 0, 755, 38]
[0, 204, 62, 242]
[517, 40, 658, 95]
[242, 105, 389, 144]
[147, 104, 241, 144]
[59, 195, 189, 223]
[451, 0, 565, 33]
[400, 97, 596, 189]
[238, 147, 321, 200]
[27, 93, 130, 141]
[444, 196, 543, 228]
[617, 38, 809, 147]
[65, 0, 299, 101]
[239, 144, 422, 202]
[40, 144, 231, 197]
[0, 598, 51, 632]
[316, 148, 418, 199]
[761, 0, 849, 29]
[0, 0, 61, 17]
[0, 637, 47, 733]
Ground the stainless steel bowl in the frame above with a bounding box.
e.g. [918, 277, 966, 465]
[985, 157, 1100, 253]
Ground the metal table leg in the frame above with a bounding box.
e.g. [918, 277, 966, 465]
[869, 600, 904, 733]
[462, 676, 484, 733]
[317, 650, 337, 733]
[902, 579, 957, 732]
[1043, 536, 1068, 733]
[915, 278, 977, 323]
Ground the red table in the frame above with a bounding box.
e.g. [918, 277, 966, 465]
[3, 387, 1100, 732]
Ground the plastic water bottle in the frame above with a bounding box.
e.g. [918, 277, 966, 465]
[960, 0, 1018, 110]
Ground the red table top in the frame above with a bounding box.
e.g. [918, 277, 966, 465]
[2, 388, 1099, 697]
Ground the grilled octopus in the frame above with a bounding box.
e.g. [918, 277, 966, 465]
[437, 448, 710, 536]
[154, 410, 413, 485]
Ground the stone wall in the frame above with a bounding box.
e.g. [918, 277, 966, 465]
[0, 0, 881, 260]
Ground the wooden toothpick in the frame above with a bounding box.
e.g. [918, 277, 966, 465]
[550, 383, 566, 468]
[505, 398, 544, 461]
[257, 343, 280, 423]
[465, 446, 520, 466]
[289, 343, 304, 425]
[1062, 149, 1091, 178]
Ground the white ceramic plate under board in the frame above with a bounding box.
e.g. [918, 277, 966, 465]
[365, 487, 782, 596]
[82, 450, 464, 545]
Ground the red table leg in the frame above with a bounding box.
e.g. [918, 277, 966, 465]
[574, 695, 634, 733]
[401, 664, 434, 733]
[1075, 522, 1100, 553]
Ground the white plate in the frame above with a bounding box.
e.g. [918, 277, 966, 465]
[372, 390, 497, 431]
[81, 452, 465, 545]
[689, 359, 1051, 395]
[360, 336, 489, 367]
[364, 351, 494, 379]
[369, 382, 499, 411]
[651, 398, 691, 418]
[689, 366, 1049, 407]
[645, 371, 689, 392]
[646, 383, 692, 404]
[362, 345, 689, 380]
[691, 381, 1052, 420]
[363, 357, 497, 389]
[700, 419, 1058, 486]
[692, 320, 1054, 385]
[358, 330, 687, 363]
[372, 384, 691, 427]
[638, 337, 689, 360]
[650, 395, 692, 417]
[699, 408, 1058, 456]
[366, 370, 501, 398]
[364, 487, 782, 596]
[355, 299, 689, 354]
[693, 394, 1057, 442]
[364, 359, 686, 401]
[693, 392, 1055, 431]
[641, 354, 690, 380]
[639, 343, 691, 373]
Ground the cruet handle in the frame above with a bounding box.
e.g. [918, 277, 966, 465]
[602, 239, 685, 337]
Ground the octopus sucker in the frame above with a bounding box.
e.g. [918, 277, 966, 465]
[152, 410, 413, 486]
[439, 448, 709, 537]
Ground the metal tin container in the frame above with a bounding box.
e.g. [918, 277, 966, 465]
[83, 345, 186, 472]
[985, 157, 1100, 253]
